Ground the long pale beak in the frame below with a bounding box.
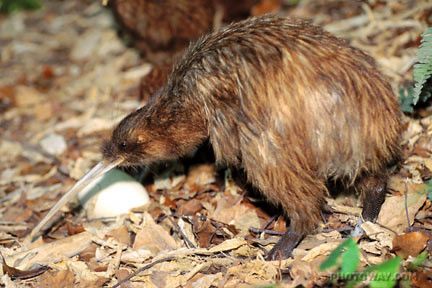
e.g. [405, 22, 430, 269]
[30, 158, 123, 240]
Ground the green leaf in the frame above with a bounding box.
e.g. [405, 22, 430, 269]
[408, 251, 428, 270]
[0, 0, 42, 14]
[320, 238, 358, 271]
[413, 27, 432, 105]
[367, 257, 401, 288]
[341, 239, 360, 274]
[399, 87, 414, 113]
[423, 179, 432, 200]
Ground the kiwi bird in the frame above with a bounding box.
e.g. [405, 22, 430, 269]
[34, 15, 402, 259]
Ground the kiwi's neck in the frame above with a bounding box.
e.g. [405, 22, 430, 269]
[148, 88, 209, 157]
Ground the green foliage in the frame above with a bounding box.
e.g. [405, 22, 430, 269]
[0, 0, 42, 14]
[408, 251, 428, 270]
[399, 87, 414, 113]
[363, 257, 401, 288]
[413, 28, 432, 104]
[321, 238, 403, 288]
[423, 179, 432, 200]
[399, 27, 432, 112]
[320, 238, 359, 273]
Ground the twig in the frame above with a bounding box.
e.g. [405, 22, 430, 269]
[249, 227, 285, 236]
[167, 215, 196, 249]
[322, 226, 353, 234]
[404, 181, 411, 228]
[111, 256, 176, 288]
[262, 215, 279, 230]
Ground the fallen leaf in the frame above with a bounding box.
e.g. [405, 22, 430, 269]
[227, 260, 278, 286]
[360, 221, 394, 249]
[133, 213, 179, 253]
[185, 272, 223, 288]
[177, 199, 203, 215]
[392, 231, 430, 258]
[13, 86, 43, 107]
[378, 182, 427, 233]
[36, 269, 75, 288]
[208, 237, 247, 253]
[5, 231, 94, 270]
[106, 226, 130, 246]
[300, 241, 341, 262]
[412, 269, 432, 288]
[192, 216, 238, 248]
[212, 196, 260, 235]
[2, 257, 48, 280]
[34, 102, 53, 121]
[183, 164, 217, 193]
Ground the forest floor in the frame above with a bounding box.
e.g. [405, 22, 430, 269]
[0, 0, 431, 287]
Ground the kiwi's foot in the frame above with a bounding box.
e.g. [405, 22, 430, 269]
[265, 230, 303, 261]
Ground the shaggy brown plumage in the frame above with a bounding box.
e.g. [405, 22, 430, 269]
[103, 15, 402, 259]
[111, 0, 215, 51]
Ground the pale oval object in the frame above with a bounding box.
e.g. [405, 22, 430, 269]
[78, 168, 149, 219]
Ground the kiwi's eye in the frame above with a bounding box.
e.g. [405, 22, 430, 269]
[119, 141, 127, 150]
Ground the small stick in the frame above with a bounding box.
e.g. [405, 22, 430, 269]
[112, 256, 175, 288]
[404, 181, 411, 228]
[167, 215, 196, 249]
[263, 215, 279, 230]
[249, 227, 285, 236]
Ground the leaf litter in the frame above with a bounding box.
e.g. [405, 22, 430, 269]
[0, 0, 431, 287]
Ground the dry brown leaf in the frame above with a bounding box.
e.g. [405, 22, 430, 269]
[392, 231, 430, 258]
[192, 216, 217, 248]
[378, 182, 427, 233]
[226, 260, 278, 286]
[13, 86, 43, 107]
[289, 259, 316, 287]
[192, 216, 238, 248]
[66, 261, 109, 288]
[360, 241, 383, 256]
[120, 248, 153, 264]
[34, 102, 54, 121]
[150, 270, 170, 287]
[2, 257, 48, 280]
[184, 272, 223, 288]
[5, 231, 94, 270]
[208, 237, 247, 253]
[361, 221, 394, 249]
[212, 197, 260, 235]
[412, 269, 432, 288]
[36, 269, 75, 288]
[106, 226, 130, 246]
[177, 199, 203, 216]
[183, 164, 217, 192]
[300, 241, 341, 262]
[133, 213, 179, 253]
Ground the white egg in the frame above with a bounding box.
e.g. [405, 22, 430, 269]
[78, 168, 149, 219]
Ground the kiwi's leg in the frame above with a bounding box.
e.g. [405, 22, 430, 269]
[263, 182, 326, 261]
[351, 174, 387, 236]
[358, 174, 387, 222]
[265, 229, 303, 261]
